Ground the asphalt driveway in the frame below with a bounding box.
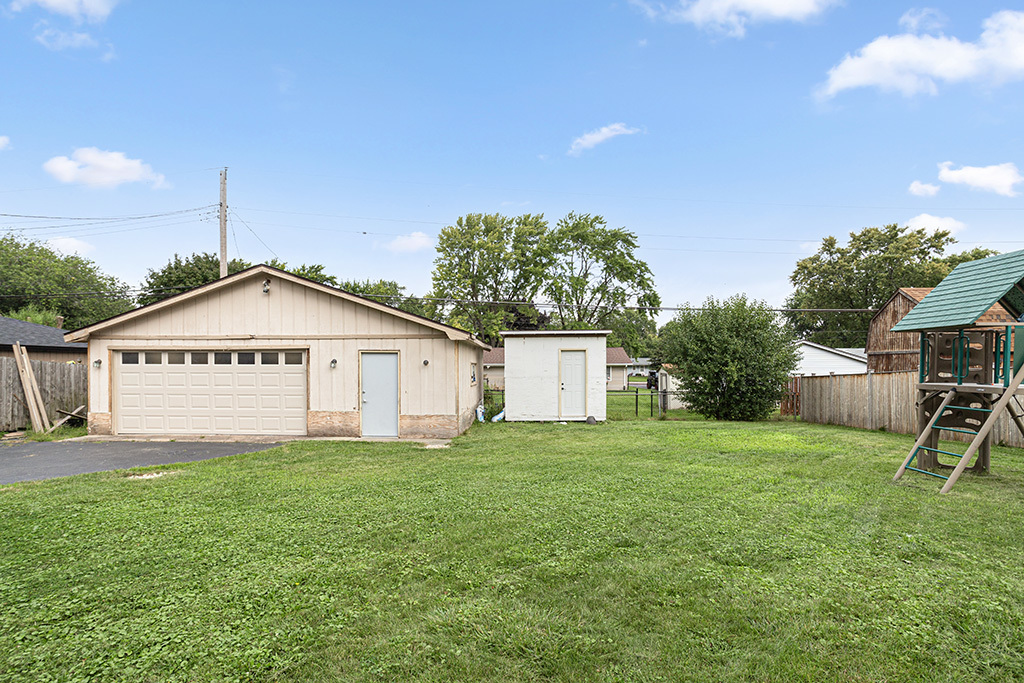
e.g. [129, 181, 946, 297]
[0, 440, 281, 485]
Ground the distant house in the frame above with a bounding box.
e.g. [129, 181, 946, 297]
[627, 357, 652, 376]
[866, 287, 1016, 373]
[605, 347, 631, 389]
[483, 345, 633, 390]
[794, 340, 867, 376]
[0, 316, 86, 364]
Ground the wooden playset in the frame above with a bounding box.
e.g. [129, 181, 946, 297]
[892, 250, 1024, 493]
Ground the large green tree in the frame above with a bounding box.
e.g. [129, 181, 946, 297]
[786, 224, 996, 347]
[138, 254, 347, 305]
[138, 253, 251, 305]
[544, 212, 660, 330]
[0, 235, 133, 330]
[605, 308, 657, 358]
[431, 213, 552, 344]
[337, 278, 439, 320]
[659, 295, 797, 421]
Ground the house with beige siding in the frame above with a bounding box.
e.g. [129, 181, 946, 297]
[64, 265, 488, 439]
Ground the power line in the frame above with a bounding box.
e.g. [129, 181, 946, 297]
[229, 210, 278, 259]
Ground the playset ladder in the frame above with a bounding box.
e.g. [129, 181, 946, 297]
[894, 363, 1024, 493]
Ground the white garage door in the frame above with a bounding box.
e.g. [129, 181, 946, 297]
[115, 350, 307, 435]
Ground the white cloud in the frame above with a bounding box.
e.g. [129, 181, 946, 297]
[906, 213, 965, 235]
[47, 236, 95, 255]
[629, 0, 838, 38]
[0, 136, 9, 151]
[568, 122, 640, 156]
[638, 38, 649, 47]
[908, 180, 940, 196]
[821, 10, 1024, 98]
[10, 0, 120, 22]
[43, 147, 168, 189]
[385, 231, 433, 253]
[35, 25, 97, 50]
[938, 161, 1023, 197]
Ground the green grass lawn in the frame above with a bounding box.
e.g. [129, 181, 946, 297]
[4, 421, 1024, 681]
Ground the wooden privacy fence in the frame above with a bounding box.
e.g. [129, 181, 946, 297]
[0, 356, 87, 432]
[800, 371, 1024, 448]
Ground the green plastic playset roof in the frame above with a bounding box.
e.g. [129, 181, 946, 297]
[892, 248, 1024, 332]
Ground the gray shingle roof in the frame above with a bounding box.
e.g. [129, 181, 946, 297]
[0, 316, 87, 350]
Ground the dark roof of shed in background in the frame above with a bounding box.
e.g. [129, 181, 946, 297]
[891, 250, 1024, 332]
[0, 316, 87, 350]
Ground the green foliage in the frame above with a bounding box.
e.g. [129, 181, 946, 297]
[0, 235, 133, 330]
[545, 213, 660, 330]
[660, 294, 797, 421]
[138, 252, 251, 306]
[265, 259, 339, 287]
[338, 278, 440, 320]
[6, 422, 1024, 680]
[432, 213, 553, 344]
[786, 224, 997, 347]
[3, 303, 65, 328]
[605, 308, 657, 358]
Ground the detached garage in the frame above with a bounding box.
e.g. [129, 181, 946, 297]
[65, 265, 488, 439]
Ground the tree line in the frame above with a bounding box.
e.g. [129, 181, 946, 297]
[0, 219, 999, 421]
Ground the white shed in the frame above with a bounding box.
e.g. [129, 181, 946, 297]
[65, 265, 488, 439]
[502, 330, 608, 422]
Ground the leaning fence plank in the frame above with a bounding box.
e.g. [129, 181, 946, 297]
[20, 347, 51, 431]
[12, 344, 43, 432]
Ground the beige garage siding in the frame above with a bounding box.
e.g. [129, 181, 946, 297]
[82, 272, 482, 437]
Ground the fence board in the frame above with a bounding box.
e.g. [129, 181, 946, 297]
[0, 357, 87, 432]
[799, 371, 1024, 448]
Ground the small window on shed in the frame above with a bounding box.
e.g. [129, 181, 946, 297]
[121, 352, 139, 364]
[261, 352, 279, 365]
[237, 352, 256, 365]
[284, 352, 303, 365]
[167, 352, 185, 365]
[191, 352, 208, 365]
[607, 366, 611, 380]
[470, 362, 478, 385]
[145, 352, 162, 365]
[214, 352, 232, 365]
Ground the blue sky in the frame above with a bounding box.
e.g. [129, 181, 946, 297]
[2, 0, 1024, 319]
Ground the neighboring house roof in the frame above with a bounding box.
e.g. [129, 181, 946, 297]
[483, 348, 504, 365]
[606, 347, 631, 366]
[836, 347, 867, 360]
[482, 345, 632, 367]
[892, 250, 1024, 332]
[0, 316, 87, 352]
[65, 264, 490, 349]
[797, 340, 870, 365]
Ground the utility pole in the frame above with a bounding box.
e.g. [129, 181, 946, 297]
[219, 167, 228, 278]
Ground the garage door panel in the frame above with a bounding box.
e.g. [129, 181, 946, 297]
[116, 350, 306, 435]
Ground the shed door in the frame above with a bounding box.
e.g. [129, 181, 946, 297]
[115, 350, 307, 435]
[361, 352, 399, 437]
[560, 350, 587, 419]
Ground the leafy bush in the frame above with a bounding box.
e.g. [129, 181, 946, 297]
[659, 294, 797, 421]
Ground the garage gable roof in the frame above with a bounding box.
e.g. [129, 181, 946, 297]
[65, 264, 490, 348]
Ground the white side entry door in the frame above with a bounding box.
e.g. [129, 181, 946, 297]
[560, 350, 587, 419]
[361, 352, 399, 437]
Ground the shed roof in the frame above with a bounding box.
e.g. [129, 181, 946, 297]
[0, 316, 86, 351]
[500, 330, 611, 337]
[891, 250, 1024, 332]
[64, 264, 490, 349]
